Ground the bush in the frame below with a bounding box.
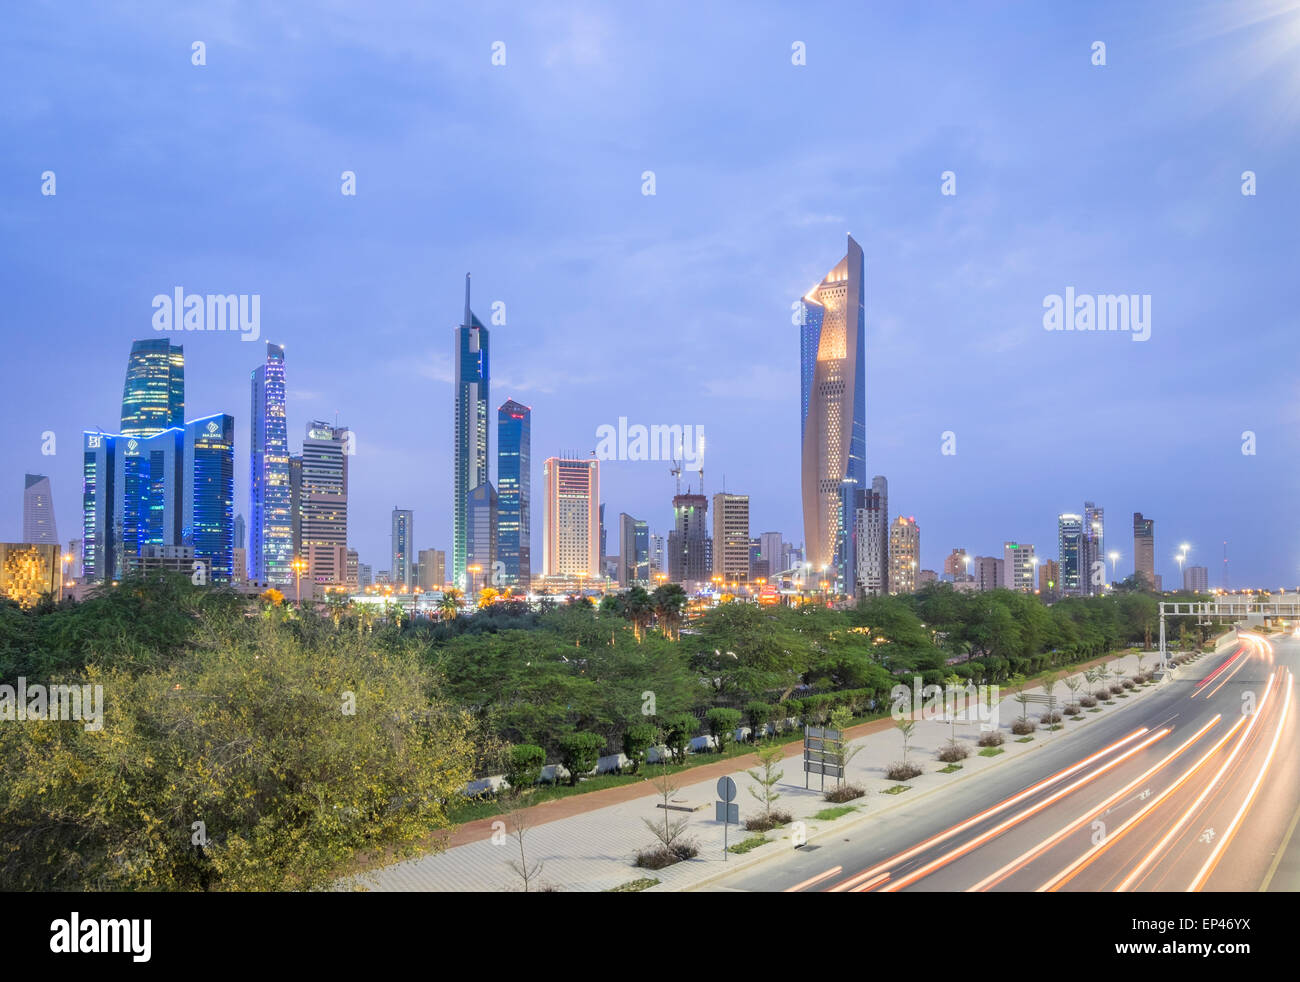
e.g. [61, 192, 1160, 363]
[782, 698, 804, 726]
[937, 741, 970, 763]
[744, 701, 773, 739]
[886, 762, 922, 781]
[823, 783, 866, 803]
[556, 731, 605, 786]
[977, 730, 1005, 747]
[1011, 719, 1037, 735]
[1122, 679, 1136, 689]
[1040, 710, 1063, 724]
[705, 708, 743, 754]
[1080, 694, 1098, 708]
[634, 842, 698, 870]
[1108, 685, 1125, 697]
[504, 743, 545, 791]
[662, 713, 697, 763]
[1065, 703, 1082, 716]
[744, 808, 793, 832]
[621, 723, 659, 774]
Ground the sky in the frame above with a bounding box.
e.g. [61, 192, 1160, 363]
[2, 0, 1298, 588]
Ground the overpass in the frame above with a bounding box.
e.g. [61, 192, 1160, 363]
[1159, 593, 1300, 664]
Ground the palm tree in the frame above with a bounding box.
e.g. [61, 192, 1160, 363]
[650, 583, 687, 640]
[439, 588, 462, 621]
[355, 603, 376, 637]
[325, 592, 352, 631]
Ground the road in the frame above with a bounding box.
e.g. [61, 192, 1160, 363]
[707, 632, 1299, 892]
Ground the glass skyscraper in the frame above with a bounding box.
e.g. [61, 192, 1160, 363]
[391, 507, 414, 591]
[465, 482, 498, 593]
[496, 399, 530, 589]
[799, 235, 866, 588]
[250, 342, 292, 586]
[453, 274, 489, 589]
[1058, 513, 1083, 595]
[185, 415, 235, 584]
[120, 339, 185, 438]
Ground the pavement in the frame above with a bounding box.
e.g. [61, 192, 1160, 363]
[352, 647, 1187, 892]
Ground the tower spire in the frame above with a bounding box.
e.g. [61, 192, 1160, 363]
[464, 273, 471, 328]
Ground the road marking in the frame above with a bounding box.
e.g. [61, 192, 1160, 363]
[1260, 796, 1300, 892]
[784, 866, 842, 892]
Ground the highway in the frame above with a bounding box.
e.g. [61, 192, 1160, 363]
[709, 632, 1300, 893]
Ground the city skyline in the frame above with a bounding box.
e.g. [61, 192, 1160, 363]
[3, 3, 1296, 588]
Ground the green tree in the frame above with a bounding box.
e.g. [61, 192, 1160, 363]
[556, 731, 605, 786]
[705, 707, 743, 755]
[745, 742, 786, 825]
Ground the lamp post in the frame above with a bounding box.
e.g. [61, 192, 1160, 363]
[292, 557, 307, 604]
[1108, 551, 1119, 581]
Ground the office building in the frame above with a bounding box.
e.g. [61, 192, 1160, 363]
[453, 274, 489, 588]
[799, 235, 866, 586]
[120, 338, 184, 438]
[391, 508, 414, 591]
[1083, 501, 1104, 594]
[667, 493, 711, 586]
[184, 414, 235, 584]
[418, 548, 446, 592]
[617, 514, 650, 587]
[1058, 513, 1083, 595]
[0, 543, 61, 607]
[465, 483, 497, 593]
[854, 476, 889, 596]
[1184, 565, 1208, 593]
[1040, 558, 1060, 596]
[496, 399, 531, 589]
[888, 516, 920, 594]
[712, 492, 751, 583]
[759, 532, 783, 578]
[346, 549, 359, 591]
[942, 548, 968, 580]
[542, 457, 600, 579]
[1133, 512, 1155, 589]
[250, 342, 292, 587]
[299, 421, 349, 585]
[234, 513, 246, 552]
[22, 473, 58, 544]
[1004, 542, 1035, 593]
[974, 555, 1003, 592]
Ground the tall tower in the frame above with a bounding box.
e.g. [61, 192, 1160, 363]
[1057, 513, 1083, 595]
[120, 339, 185, 438]
[391, 508, 414, 591]
[22, 474, 58, 544]
[799, 235, 866, 583]
[1133, 512, 1155, 588]
[1083, 501, 1104, 594]
[543, 457, 599, 579]
[250, 342, 292, 586]
[299, 421, 350, 585]
[453, 274, 490, 588]
[496, 399, 531, 589]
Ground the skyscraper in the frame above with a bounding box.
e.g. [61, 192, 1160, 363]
[888, 515, 919, 594]
[466, 484, 498, 593]
[1004, 542, 1036, 593]
[712, 492, 751, 583]
[391, 508, 414, 591]
[1133, 512, 1155, 588]
[250, 342, 292, 586]
[453, 274, 489, 588]
[184, 414, 235, 584]
[120, 339, 184, 438]
[617, 513, 650, 587]
[1083, 501, 1105, 594]
[496, 399, 531, 589]
[974, 555, 1003, 592]
[417, 548, 446, 591]
[759, 532, 783, 578]
[855, 475, 889, 596]
[543, 457, 599, 579]
[299, 421, 349, 585]
[668, 492, 710, 586]
[799, 234, 866, 589]
[22, 474, 57, 544]
[234, 513, 246, 552]
[1058, 513, 1083, 595]
[1184, 565, 1208, 593]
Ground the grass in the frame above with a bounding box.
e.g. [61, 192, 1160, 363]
[1015, 736, 1034, 743]
[939, 764, 963, 773]
[882, 784, 912, 795]
[606, 877, 659, 892]
[978, 747, 1004, 757]
[728, 834, 768, 855]
[1088, 707, 1104, 713]
[813, 805, 858, 821]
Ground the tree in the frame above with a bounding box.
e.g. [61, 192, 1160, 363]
[649, 583, 688, 640]
[895, 717, 915, 766]
[827, 707, 863, 785]
[556, 731, 605, 786]
[504, 744, 546, 792]
[642, 762, 692, 856]
[745, 742, 786, 825]
[744, 701, 774, 741]
[943, 672, 964, 745]
[1009, 672, 1030, 724]
[662, 713, 697, 764]
[1064, 673, 1082, 708]
[705, 707, 742, 755]
[438, 589, 462, 620]
[622, 722, 659, 774]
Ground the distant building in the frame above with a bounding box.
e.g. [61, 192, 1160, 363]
[974, 555, 1003, 592]
[233, 547, 247, 584]
[759, 532, 783, 578]
[712, 492, 751, 583]
[234, 513, 246, 552]
[668, 493, 711, 587]
[250, 342, 292, 587]
[346, 549, 359, 591]
[299, 421, 349, 586]
[120, 338, 184, 438]
[617, 514, 650, 587]
[1083, 501, 1105, 594]
[357, 562, 372, 589]
[0, 543, 61, 606]
[391, 508, 415, 591]
[1058, 514, 1083, 595]
[1184, 564, 1208, 593]
[855, 476, 889, 596]
[888, 516, 920, 594]
[1004, 542, 1035, 593]
[466, 483, 498, 593]
[1040, 558, 1060, 596]
[453, 274, 489, 588]
[650, 534, 666, 574]
[496, 400, 531, 589]
[1133, 512, 1155, 588]
[543, 457, 600, 579]
[22, 474, 58, 544]
[918, 569, 938, 588]
[418, 548, 446, 592]
[942, 548, 968, 580]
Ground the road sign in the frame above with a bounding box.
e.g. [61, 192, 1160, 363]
[716, 776, 739, 860]
[716, 776, 737, 802]
[804, 725, 845, 790]
[715, 801, 739, 824]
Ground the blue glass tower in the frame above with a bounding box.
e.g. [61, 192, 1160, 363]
[250, 343, 292, 586]
[120, 339, 185, 438]
[496, 399, 530, 589]
[186, 415, 235, 584]
[453, 274, 489, 588]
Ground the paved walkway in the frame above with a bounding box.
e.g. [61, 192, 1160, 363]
[351, 648, 1201, 892]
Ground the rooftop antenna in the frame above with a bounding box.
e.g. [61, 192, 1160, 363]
[464, 273, 472, 328]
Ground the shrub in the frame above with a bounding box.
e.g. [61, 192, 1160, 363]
[1040, 710, 1063, 724]
[1011, 719, 1037, 736]
[504, 743, 545, 791]
[1108, 685, 1125, 697]
[744, 701, 773, 739]
[1080, 694, 1098, 708]
[1065, 703, 1082, 716]
[556, 731, 605, 785]
[1122, 679, 1136, 689]
[937, 741, 970, 763]
[782, 698, 804, 725]
[662, 713, 697, 763]
[886, 762, 922, 781]
[705, 707, 743, 754]
[823, 783, 866, 803]
[744, 809, 793, 833]
[977, 730, 1005, 747]
[634, 842, 698, 870]
[621, 723, 659, 774]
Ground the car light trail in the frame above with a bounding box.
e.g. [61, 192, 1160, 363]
[784, 866, 842, 892]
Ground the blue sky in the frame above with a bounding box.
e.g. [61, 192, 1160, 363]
[2, 0, 1298, 587]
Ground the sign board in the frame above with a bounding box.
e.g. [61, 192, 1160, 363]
[716, 776, 737, 803]
[715, 801, 739, 824]
[804, 725, 845, 790]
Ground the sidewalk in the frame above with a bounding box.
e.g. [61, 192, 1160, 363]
[351, 649, 1194, 892]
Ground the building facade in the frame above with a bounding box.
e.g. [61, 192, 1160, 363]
[888, 516, 920, 594]
[453, 275, 490, 588]
[711, 492, 751, 583]
[617, 513, 650, 587]
[299, 421, 349, 585]
[1004, 542, 1035, 593]
[22, 473, 58, 544]
[250, 342, 292, 586]
[1133, 512, 1155, 588]
[667, 492, 710, 586]
[1183, 564, 1208, 593]
[465, 483, 498, 593]
[855, 475, 889, 596]
[120, 338, 184, 438]
[1058, 513, 1083, 595]
[496, 399, 531, 589]
[391, 508, 414, 592]
[542, 457, 600, 578]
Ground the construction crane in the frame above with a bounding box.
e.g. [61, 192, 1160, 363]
[669, 460, 682, 495]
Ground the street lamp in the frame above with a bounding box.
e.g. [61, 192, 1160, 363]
[292, 557, 307, 604]
[1108, 551, 1119, 579]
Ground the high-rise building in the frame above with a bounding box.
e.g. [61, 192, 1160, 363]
[712, 492, 750, 583]
[1058, 513, 1083, 595]
[356, 561, 372, 589]
[250, 342, 292, 587]
[391, 508, 414, 591]
[22, 474, 58, 544]
[617, 513, 650, 587]
[66, 538, 82, 580]
[1133, 512, 1155, 589]
[1040, 558, 1060, 596]
[974, 555, 1003, 592]
[942, 548, 968, 580]
[496, 399, 531, 589]
[453, 274, 489, 588]
[1004, 542, 1035, 593]
[345, 549, 359, 591]
[120, 339, 185, 438]
[543, 457, 599, 579]
[667, 493, 710, 586]
[759, 532, 783, 579]
[1083, 501, 1105, 594]
[855, 476, 889, 596]
[466, 483, 498, 593]
[799, 234, 866, 588]
[289, 455, 303, 557]
[299, 421, 349, 585]
[184, 414, 235, 584]
[888, 516, 920, 594]
[1184, 565, 1208, 593]
[0, 543, 61, 607]
[650, 534, 666, 574]
[418, 548, 446, 592]
[234, 513, 246, 552]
